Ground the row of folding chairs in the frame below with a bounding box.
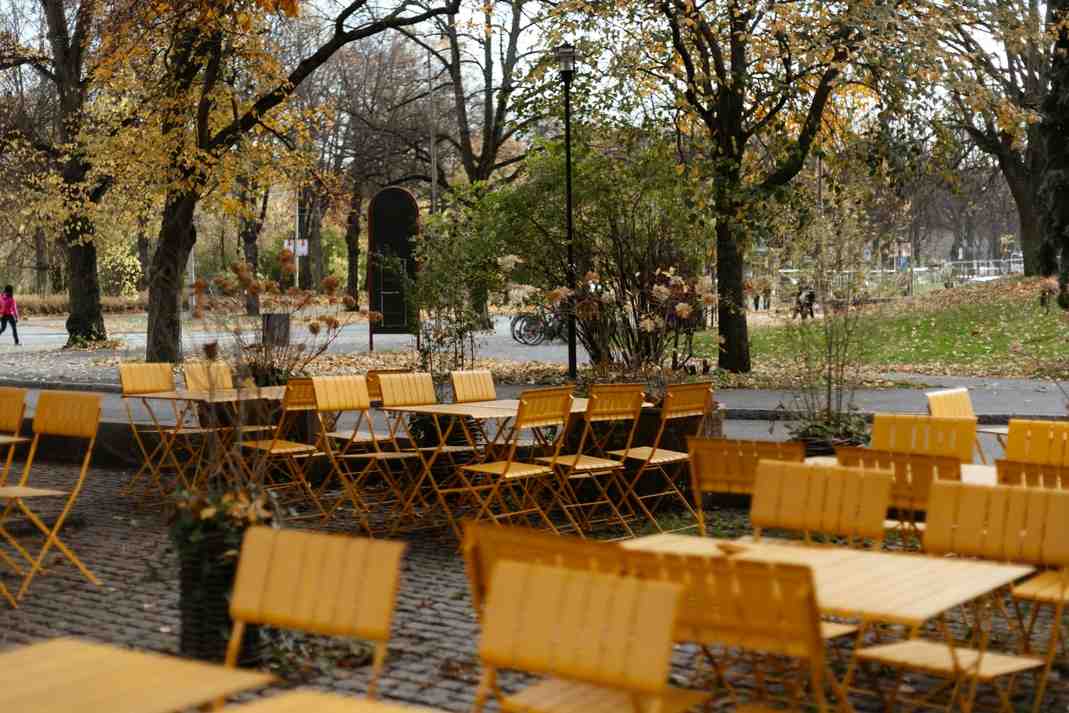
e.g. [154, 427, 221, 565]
[0, 387, 102, 607]
[120, 360, 720, 539]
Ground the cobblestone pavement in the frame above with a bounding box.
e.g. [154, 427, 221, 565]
[1, 463, 1067, 712]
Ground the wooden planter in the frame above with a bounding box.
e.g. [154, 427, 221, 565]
[178, 531, 261, 665]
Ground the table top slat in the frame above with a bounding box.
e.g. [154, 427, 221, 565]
[0, 638, 273, 713]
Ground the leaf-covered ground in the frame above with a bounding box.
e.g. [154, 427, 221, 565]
[695, 277, 1069, 382]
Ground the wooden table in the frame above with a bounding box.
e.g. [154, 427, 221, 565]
[623, 534, 1032, 627]
[228, 690, 443, 712]
[0, 637, 273, 713]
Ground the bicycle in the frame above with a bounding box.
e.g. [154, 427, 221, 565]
[510, 305, 565, 346]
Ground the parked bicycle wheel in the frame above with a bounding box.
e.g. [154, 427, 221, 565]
[514, 314, 546, 346]
[510, 314, 529, 344]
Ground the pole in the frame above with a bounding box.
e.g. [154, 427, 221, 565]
[563, 70, 577, 380]
[294, 190, 301, 290]
[428, 45, 438, 215]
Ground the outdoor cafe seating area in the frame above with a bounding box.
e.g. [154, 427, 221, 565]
[1, 371, 1069, 712]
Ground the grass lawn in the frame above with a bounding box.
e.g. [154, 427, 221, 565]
[695, 277, 1069, 384]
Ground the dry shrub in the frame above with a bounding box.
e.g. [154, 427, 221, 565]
[17, 292, 150, 316]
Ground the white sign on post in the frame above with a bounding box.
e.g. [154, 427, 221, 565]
[283, 239, 309, 257]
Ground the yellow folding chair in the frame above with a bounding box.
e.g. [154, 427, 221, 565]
[926, 387, 994, 463]
[750, 460, 892, 548]
[311, 375, 418, 532]
[450, 369, 497, 403]
[456, 386, 573, 534]
[119, 362, 210, 496]
[0, 391, 102, 606]
[227, 526, 406, 699]
[860, 480, 1064, 713]
[241, 379, 324, 518]
[537, 383, 645, 538]
[367, 368, 412, 405]
[610, 381, 714, 532]
[687, 436, 806, 536]
[994, 419, 1069, 489]
[870, 413, 976, 464]
[0, 387, 29, 486]
[836, 447, 961, 546]
[472, 559, 705, 713]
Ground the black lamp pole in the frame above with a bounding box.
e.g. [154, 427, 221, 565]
[557, 43, 578, 380]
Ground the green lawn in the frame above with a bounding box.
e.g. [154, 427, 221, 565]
[695, 278, 1069, 382]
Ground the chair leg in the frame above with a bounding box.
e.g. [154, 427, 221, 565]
[14, 496, 99, 600]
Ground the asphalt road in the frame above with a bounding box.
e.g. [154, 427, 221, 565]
[5, 314, 588, 364]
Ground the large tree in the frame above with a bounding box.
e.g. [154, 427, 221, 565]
[933, 0, 1053, 275]
[1, 0, 108, 343]
[581, 0, 900, 372]
[98, 0, 460, 362]
[1039, 0, 1069, 300]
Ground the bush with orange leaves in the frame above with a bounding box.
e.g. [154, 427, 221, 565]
[190, 254, 377, 385]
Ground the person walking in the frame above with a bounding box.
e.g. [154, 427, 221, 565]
[0, 285, 20, 345]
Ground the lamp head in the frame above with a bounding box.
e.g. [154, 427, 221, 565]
[555, 42, 577, 75]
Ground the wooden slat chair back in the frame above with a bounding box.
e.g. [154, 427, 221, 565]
[379, 373, 437, 408]
[926, 388, 976, 419]
[926, 387, 996, 464]
[183, 361, 235, 391]
[367, 369, 412, 403]
[751, 460, 892, 547]
[663, 381, 715, 419]
[228, 526, 406, 698]
[119, 362, 175, 395]
[514, 386, 573, 431]
[997, 459, 1069, 489]
[925, 481, 1069, 566]
[0, 387, 27, 486]
[0, 391, 102, 606]
[836, 447, 961, 544]
[871, 413, 977, 464]
[0, 387, 27, 435]
[474, 560, 694, 713]
[1004, 419, 1069, 466]
[687, 437, 806, 535]
[451, 370, 496, 404]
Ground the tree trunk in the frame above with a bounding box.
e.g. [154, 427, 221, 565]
[1042, 1, 1069, 303]
[146, 189, 198, 362]
[64, 215, 107, 344]
[343, 185, 363, 310]
[33, 228, 49, 295]
[299, 185, 327, 290]
[51, 238, 67, 293]
[137, 232, 151, 291]
[715, 221, 751, 373]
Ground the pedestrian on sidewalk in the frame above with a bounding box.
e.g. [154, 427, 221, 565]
[0, 285, 20, 345]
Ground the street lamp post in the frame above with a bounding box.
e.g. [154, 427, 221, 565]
[556, 42, 578, 380]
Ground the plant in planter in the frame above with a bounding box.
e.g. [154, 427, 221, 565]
[778, 176, 878, 456]
[169, 486, 274, 663]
